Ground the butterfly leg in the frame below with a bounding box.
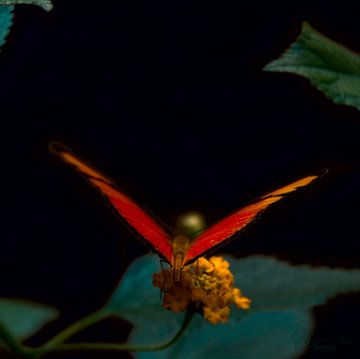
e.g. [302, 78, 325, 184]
[159, 259, 169, 299]
[208, 258, 216, 269]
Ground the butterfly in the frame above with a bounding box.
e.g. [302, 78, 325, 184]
[50, 142, 326, 282]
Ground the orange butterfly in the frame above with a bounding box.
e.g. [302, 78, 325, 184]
[50, 142, 326, 282]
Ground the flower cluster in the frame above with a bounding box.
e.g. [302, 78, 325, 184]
[153, 256, 251, 324]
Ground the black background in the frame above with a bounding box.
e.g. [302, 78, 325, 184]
[1, 0, 360, 358]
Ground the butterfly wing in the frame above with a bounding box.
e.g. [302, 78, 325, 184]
[184, 173, 324, 264]
[50, 142, 173, 263]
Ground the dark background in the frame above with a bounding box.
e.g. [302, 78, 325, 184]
[1, 0, 360, 357]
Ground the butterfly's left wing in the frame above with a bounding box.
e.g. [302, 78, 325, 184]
[50, 142, 174, 263]
[184, 174, 324, 265]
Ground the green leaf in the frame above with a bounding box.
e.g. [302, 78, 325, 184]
[0, 0, 53, 11]
[133, 309, 313, 359]
[264, 22, 360, 111]
[106, 254, 360, 358]
[231, 255, 360, 312]
[0, 5, 14, 49]
[105, 254, 184, 338]
[0, 298, 58, 342]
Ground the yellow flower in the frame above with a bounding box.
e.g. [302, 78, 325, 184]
[152, 256, 251, 324]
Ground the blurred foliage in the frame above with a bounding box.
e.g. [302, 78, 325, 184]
[0, 298, 58, 344]
[0, 0, 53, 52]
[265, 22, 360, 111]
[107, 254, 360, 359]
[0, 5, 13, 48]
[0, 1, 53, 11]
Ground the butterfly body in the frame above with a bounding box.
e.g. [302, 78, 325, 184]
[172, 235, 191, 282]
[50, 142, 326, 283]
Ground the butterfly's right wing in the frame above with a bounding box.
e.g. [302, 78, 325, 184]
[50, 142, 173, 263]
[184, 173, 325, 265]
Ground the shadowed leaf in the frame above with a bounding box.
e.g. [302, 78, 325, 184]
[265, 22, 360, 111]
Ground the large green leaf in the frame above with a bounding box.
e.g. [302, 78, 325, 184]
[0, 298, 58, 342]
[0, 0, 53, 11]
[133, 309, 313, 359]
[106, 254, 360, 358]
[264, 22, 360, 111]
[0, 5, 13, 49]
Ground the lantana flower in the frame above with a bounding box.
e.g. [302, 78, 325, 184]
[153, 256, 251, 324]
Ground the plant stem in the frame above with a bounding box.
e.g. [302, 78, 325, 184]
[40, 309, 107, 349]
[36, 307, 195, 357]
